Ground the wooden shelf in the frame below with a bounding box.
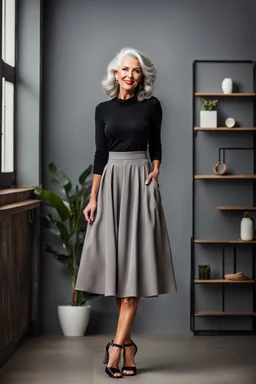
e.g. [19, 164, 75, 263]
[194, 174, 256, 179]
[217, 206, 256, 211]
[192, 63, 256, 334]
[195, 93, 256, 97]
[194, 127, 256, 131]
[0, 187, 34, 194]
[194, 239, 256, 244]
[194, 279, 254, 284]
[195, 311, 256, 317]
[0, 199, 40, 218]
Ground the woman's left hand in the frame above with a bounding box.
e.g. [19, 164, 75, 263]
[145, 169, 160, 184]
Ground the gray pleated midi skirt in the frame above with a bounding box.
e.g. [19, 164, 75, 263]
[75, 151, 177, 298]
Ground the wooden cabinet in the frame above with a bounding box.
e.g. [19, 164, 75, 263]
[0, 188, 40, 367]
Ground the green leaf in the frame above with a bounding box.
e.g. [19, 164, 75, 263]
[50, 180, 67, 195]
[45, 244, 66, 257]
[56, 221, 70, 241]
[68, 232, 78, 246]
[79, 164, 93, 186]
[34, 186, 70, 222]
[41, 216, 70, 244]
[45, 244, 57, 254]
[45, 245, 73, 272]
[34, 162, 100, 305]
[78, 231, 85, 244]
[53, 253, 72, 267]
[48, 221, 61, 236]
[67, 193, 78, 205]
[48, 163, 72, 194]
[77, 291, 101, 306]
[41, 215, 51, 228]
[62, 200, 71, 211]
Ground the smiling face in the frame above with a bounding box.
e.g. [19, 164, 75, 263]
[115, 56, 143, 94]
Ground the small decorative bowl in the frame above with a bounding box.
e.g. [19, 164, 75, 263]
[213, 161, 227, 175]
[225, 117, 235, 128]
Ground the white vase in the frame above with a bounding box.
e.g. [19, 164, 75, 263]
[240, 217, 254, 241]
[58, 305, 91, 336]
[222, 78, 233, 94]
[200, 110, 217, 128]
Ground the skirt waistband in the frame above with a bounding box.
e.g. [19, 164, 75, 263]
[108, 151, 147, 160]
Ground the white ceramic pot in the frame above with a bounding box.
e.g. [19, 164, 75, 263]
[222, 78, 233, 94]
[58, 305, 91, 336]
[200, 110, 217, 128]
[240, 218, 254, 241]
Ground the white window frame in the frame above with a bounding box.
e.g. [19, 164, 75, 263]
[0, 0, 17, 188]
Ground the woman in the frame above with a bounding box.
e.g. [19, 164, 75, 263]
[75, 47, 177, 379]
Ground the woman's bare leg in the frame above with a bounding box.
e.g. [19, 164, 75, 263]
[108, 297, 140, 377]
[115, 298, 132, 343]
[115, 297, 121, 311]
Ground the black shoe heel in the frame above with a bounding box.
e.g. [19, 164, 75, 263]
[102, 342, 111, 365]
[122, 340, 138, 376]
[103, 340, 124, 379]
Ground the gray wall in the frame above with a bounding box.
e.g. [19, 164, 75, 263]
[41, 0, 256, 334]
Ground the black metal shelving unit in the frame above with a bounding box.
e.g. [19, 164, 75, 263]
[191, 60, 256, 335]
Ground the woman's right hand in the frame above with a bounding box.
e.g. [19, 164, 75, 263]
[83, 198, 97, 224]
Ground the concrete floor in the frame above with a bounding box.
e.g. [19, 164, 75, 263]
[0, 334, 255, 384]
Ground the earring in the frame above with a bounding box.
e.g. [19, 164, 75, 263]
[139, 83, 143, 90]
[115, 78, 119, 84]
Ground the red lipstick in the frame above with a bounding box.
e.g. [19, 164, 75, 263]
[124, 80, 134, 85]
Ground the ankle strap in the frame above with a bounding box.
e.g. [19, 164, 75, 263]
[110, 341, 123, 349]
[124, 340, 134, 347]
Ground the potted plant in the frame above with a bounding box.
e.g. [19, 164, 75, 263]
[199, 97, 219, 128]
[34, 163, 99, 336]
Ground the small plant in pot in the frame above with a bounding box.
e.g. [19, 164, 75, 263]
[199, 97, 219, 128]
[34, 163, 100, 336]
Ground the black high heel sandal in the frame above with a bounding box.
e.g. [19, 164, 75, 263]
[122, 340, 138, 376]
[102, 340, 124, 379]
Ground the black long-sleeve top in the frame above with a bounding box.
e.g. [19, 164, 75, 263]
[93, 95, 162, 175]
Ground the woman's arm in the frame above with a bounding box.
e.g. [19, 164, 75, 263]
[83, 104, 108, 223]
[93, 104, 109, 175]
[89, 174, 102, 201]
[90, 103, 109, 199]
[146, 98, 162, 183]
[83, 174, 101, 224]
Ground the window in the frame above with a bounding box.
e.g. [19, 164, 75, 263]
[0, 0, 16, 188]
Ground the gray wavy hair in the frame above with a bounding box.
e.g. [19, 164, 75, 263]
[102, 47, 157, 101]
